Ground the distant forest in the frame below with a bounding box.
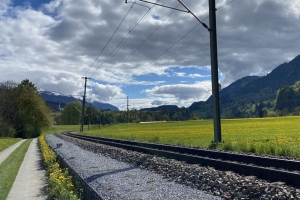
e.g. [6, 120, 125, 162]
[55, 103, 197, 125]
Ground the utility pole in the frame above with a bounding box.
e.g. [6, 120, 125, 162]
[125, 0, 222, 142]
[99, 109, 101, 129]
[127, 96, 129, 123]
[80, 77, 90, 132]
[88, 103, 91, 130]
[209, 0, 222, 142]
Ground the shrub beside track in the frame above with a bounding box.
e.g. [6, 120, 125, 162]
[39, 135, 82, 199]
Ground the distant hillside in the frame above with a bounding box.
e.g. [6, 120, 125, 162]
[39, 90, 119, 111]
[140, 105, 180, 112]
[190, 55, 300, 118]
[275, 80, 300, 113]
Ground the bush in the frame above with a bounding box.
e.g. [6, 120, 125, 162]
[39, 135, 82, 199]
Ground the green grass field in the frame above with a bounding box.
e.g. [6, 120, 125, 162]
[80, 117, 300, 158]
[42, 125, 83, 135]
[0, 138, 22, 152]
[0, 139, 32, 199]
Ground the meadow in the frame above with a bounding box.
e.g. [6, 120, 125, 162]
[42, 125, 82, 135]
[81, 117, 300, 158]
[0, 138, 22, 152]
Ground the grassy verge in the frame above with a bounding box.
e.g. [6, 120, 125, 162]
[82, 117, 300, 158]
[0, 138, 22, 152]
[41, 125, 93, 136]
[39, 135, 82, 199]
[0, 139, 31, 200]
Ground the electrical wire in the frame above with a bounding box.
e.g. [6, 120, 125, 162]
[95, 2, 181, 83]
[120, 0, 238, 83]
[216, 0, 236, 10]
[87, 0, 239, 98]
[132, 23, 202, 78]
[89, 0, 159, 77]
[84, 3, 134, 76]
[119, 3, 180, 67]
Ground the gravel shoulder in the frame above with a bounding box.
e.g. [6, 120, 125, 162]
[46, 134, 222, 200]
[7, 138, 48, 200]
[0, 139, 25, 165]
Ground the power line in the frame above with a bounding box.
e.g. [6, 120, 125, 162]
[119, 3, 180, 67]
[132, 0, 188, 13]
[126, 1, 151, 10]
[216, 0, 236, 10]
[121, 0, 238, 82]
[84, 3, 134, 76]
[83, 0, 238, 113]
[89, 0, 159, 78]
[125, 22, 202, 81]
[89, 0, 232, 79]
[177, 0, 209, 31]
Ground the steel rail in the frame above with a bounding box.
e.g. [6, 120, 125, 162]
[61, 132, 300, 186]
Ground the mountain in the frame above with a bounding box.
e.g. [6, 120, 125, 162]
[140, 105, 180, 112]
[190, 55, 300, 118]
[39, 90, 119, 111]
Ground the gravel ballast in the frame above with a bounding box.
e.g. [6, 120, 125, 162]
[45, 134, 221, 200]
[46, 133, 300, 199]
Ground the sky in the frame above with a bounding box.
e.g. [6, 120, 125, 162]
[0, 0, 300, 110]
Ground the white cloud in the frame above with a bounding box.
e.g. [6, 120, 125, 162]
[144, 81, 212, 102]
[0, 0, 299, 110]
[187, 74, 210, 78]
[174, 72, 186, 77]
[38, 73, 82, 95]
[42, 0, 62, 13]
[151, 100, 168, 106]
[88, 82, 126, 102]
[173, 71, 210, 78]
[118, 97, 179, 111]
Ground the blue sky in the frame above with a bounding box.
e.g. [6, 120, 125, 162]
[0, 0, 300, 110]
[13, 0, 51, 9]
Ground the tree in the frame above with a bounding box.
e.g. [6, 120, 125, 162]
[275, 83, 300, 113]
[140, 111, 152, 122]
[261, 108, 268, 117]
[60, 102, 82, 125]
[293, 106, 300, 116]
[0, 81, 19, 137]
[101, 110, 116, 125]
[15, 79, 52, 138]
[161, 114, 170, 121]
[282, 108, 289, 116]
[84, 106, 100, 125]
[189, 113, 198, 120]
[0, 79, 52, 138]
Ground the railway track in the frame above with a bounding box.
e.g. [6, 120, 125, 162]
[61, 132, 300, 186]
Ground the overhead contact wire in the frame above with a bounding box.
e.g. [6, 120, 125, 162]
[120, 3, 180, 66]
[84, 3, 134, 76]
[89, 0, 159, 77]
[123, 0, 237, 81]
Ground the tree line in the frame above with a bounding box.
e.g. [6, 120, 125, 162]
[227, 81, 300, 118]
[0, 80, 52, 138]
[275, 81, 300, 114]
[56, 101, 197, 125]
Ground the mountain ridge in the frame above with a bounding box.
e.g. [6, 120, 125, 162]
[189, 54, 300, 118]
[39, 90, 119, 111]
